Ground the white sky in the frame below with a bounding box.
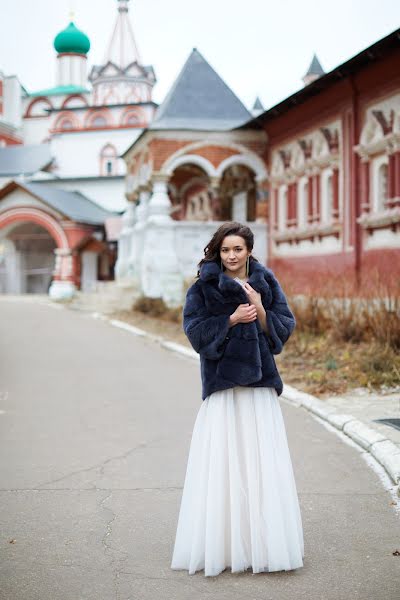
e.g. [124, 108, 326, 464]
[1, 0, 399, 111]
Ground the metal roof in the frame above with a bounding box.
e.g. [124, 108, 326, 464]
[28, 85, 90, 98]
[150, 48, 252, 131]
[14, 182, 117, 225]
[0, 144, 53, 176]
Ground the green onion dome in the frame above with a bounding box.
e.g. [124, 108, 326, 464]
[54, 22, 90, 55]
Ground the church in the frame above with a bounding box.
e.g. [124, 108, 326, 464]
[0, 0, 399, 304]
[0, 0, 156, 298]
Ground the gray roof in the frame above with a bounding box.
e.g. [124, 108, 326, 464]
[0, 144, 53, 176]
[21, 182, 117, 225]
[305, 54, 325, 76]
[150, 48, 252, 131]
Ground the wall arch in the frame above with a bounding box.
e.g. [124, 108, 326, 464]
[162, 153, 217, 178]
[0, 208, 69, 249]
[216, 154, 267, 181]
[25, 96, 53, 118]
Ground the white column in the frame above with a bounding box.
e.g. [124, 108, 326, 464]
[141, 176, 183, 307]
[115, 201, 136, 283]
[129, 188, 150, 292]
[48, 248, 77, 300]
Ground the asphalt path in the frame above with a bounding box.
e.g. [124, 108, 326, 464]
[0, 298, 399, 600]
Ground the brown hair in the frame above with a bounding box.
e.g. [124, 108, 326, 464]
[197, 221, 259, 277]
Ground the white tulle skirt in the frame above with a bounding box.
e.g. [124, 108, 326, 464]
[170, 386, 304, 577]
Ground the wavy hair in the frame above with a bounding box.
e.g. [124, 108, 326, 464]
[197, 221, 259, 277]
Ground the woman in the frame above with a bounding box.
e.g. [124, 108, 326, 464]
[170, 221, 304, 577]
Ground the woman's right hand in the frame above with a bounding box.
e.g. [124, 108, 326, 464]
[229, 303, 258, 327]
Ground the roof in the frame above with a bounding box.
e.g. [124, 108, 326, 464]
[237, 27, 400, 129]
[29, 85, 90, 98]
[305, 54, 324, 76]
[150, 48, 252, 131]
[0, 180, 117, 225]
[0, 144, 53, 176]
[53, 21, 90, 55]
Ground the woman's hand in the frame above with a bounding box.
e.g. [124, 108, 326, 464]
[243, 282, 262, 308]
[243, 283, 269, 334]
[229, 303, 257, 327]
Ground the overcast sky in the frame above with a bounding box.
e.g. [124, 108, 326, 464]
[1, 0, 399, 111]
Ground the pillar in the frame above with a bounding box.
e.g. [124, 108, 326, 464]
[130, 188, 151, 293]
[48, 248, 77, 299]
[141, 175, 183, 307]
[115, 201, 137, 283]
[209, 176, 222, 221]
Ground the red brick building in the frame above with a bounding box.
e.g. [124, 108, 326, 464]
[239, 28, 400, 293]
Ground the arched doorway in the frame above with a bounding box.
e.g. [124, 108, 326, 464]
[219, 164, 257, 221]
[0, 222, 57, 294]
[168, 163, 213, 220]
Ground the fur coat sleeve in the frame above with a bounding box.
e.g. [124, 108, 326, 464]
[262, 272, 296, 355]
[183, 284, 231, 359]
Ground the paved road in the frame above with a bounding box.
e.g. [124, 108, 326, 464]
[0, 298, 399, 600]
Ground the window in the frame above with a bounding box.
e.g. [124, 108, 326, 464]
[100, 144, 117, 176]
[60, 119, 73, 130]
[297, 178, 308, 227]
[91, 116, 107, 128]
[377, 163, 388, 211]
[278, 185, 287, 230]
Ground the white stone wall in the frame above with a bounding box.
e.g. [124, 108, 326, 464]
[49, 128, 140, 178]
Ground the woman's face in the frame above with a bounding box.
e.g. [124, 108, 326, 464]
[220, 235, 250, 273]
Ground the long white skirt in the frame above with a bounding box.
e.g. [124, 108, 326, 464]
[170, 386, 304, 577]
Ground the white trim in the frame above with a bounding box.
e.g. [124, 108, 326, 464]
[216, 153, 268, 181]
[162, 153, 216, 177]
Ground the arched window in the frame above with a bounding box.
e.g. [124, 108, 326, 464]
[126, 114, 138, 125]
[60, 119, 73, 130]
[377, 163, 388, 211]
[100, 144, 118, 176]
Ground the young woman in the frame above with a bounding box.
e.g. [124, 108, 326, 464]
[170, 221, 304, 577]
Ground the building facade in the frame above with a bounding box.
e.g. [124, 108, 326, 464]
[0, 0, 157, 297]
[241, 29, 400, 293]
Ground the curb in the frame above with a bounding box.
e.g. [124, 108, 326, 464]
[281, 384, 400, 489]
[86, 310, 400, 492]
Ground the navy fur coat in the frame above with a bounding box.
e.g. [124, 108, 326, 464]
[183, 259, 296, 400]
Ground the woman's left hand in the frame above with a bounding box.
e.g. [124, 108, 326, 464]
[243, 283, 262, 308]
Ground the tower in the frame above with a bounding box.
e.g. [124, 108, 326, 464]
[302, 54, 325, 86]
[53, 19, 91, 88]
[89, 0, 156, 106]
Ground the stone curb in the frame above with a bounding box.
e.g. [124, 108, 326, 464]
[282, 384, 400, 487]
[90, 311, 400, 489]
